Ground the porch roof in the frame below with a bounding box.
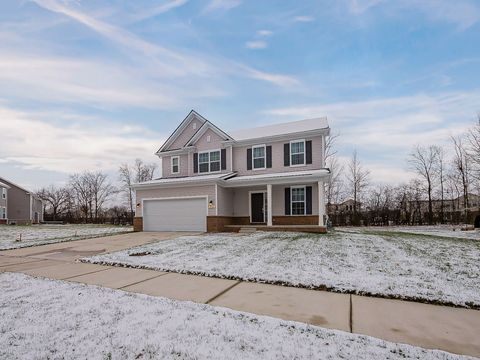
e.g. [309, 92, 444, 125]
[132, 169, 330, 189]
[221, 169, 330, 187]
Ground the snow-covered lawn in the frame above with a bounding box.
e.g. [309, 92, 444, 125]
[83, 231, 480, 308]
[0, 272, 472, 360]
[349, 225, 479, 240]
[0, 224, 132, 250]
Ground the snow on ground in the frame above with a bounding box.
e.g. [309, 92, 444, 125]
[343, 225, 479, 240]
[0, 224, 132, 250]
[0, 272, 472, 360]
[83, 231, 480, 308]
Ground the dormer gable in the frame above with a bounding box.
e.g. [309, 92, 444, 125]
[186, 120, 232, 147]
[157, 110, 207, 153]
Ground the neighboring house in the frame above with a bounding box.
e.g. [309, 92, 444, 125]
[0, 181, 10, 224]
[0, 177, 44, 225]
[133, 110, 330, 232]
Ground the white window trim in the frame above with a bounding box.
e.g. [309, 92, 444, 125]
[290, 139, 306, 167]
[1, 206, 6, 220]
[252, 144, 266, 170]
[1, 188, 6, 199]
[198, 149, 221, 174]
[290, 185, 306, 216]
[171, 156, 180, 174]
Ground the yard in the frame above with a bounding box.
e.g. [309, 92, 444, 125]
[0, 224, 132, 250]
[0, 272, 471, 360]
[83, 228, 480, 308]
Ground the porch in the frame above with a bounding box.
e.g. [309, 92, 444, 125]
[224, 224, 327, 234]
[210, 169, 330, 232]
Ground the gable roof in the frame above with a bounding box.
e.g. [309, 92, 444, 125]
[156, 112, 329, 155]
[0, 176, 32, 194]
[156, 110, 208, 153]
[229, 117, 329, 141]
[185, 119, 233, 146]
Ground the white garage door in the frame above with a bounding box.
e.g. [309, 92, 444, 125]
[143, 197, 207, 232]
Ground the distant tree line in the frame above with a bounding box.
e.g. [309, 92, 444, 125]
[326, 117, 480, 227]
[36, 159, 157, 224]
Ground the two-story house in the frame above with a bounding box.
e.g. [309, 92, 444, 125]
[0, 176, 44, 225]
[0, 180, 9, 224]
[133, 110, 330, 232]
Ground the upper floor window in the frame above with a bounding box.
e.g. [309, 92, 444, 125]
[252, 145, 266, 169]
[199, 150, 220, 173]
[291, 186, 306, 215]
[1, 188, 6, 199]
[171, 156, 179, 174]
[290, 140, 305, 166]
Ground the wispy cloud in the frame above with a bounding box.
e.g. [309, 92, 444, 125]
[129, 0, 189, 23]
[245, 40, 267, 49]
[257, 30, 273, 37]
[345, 0, 480, 30]
[203, 0, 242, 13]
[293, 15, 315, 22]
[264, 91, 479, 183]
[0, 105, 163, 174]
[31, 0, 298, 90]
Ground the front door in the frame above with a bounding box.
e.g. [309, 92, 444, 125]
[251, 193, 265, 223]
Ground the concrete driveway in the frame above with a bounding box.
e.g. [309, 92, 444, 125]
[0, 231, 479, 358]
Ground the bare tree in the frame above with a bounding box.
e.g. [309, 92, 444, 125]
[36, 185, 71, 221]
[435, 147, 447, 223]
[88, 172, 116, 222]
[467, 114, 480, 181]
[408, 145, 440, 225]
[451, 135, 471, 224]
[69, 173, 93, 223]
[70, 171, 116, 223]
[118, 159, 157, 222]
[134, 158, 157, 183]
[346, 150, 370, 222]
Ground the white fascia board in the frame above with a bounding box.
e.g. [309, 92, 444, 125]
[132, 173, 236, 190]
[187, 121, 233, 146]
[157, 111, 207, 153]
[220, 170, 331, 188]
[224, 128, 330, 147]
[155, 147, 195, 158]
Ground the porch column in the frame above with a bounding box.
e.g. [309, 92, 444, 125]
[267, 184, 273, 226]
[318, 181, 325, 226]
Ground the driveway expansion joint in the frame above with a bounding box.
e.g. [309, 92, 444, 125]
[205, 280, 242, 304]
[117, 271, 170, 290]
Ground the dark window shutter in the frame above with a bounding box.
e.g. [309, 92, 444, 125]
[306, 186, 312, 215]
[306, 140, 312, 164]
[193, 153, 198, 173]
[285, 187, 291, 215]
[266, 146, 272, 168]
[247, 148, 252, 170]
[284, 143, 290, 166]
[221, 149, 226, 170]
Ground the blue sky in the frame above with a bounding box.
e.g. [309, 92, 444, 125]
[1, 0, 479, 189]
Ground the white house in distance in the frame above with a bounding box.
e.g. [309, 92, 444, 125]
[0, 176, 44, 225]
[133, 111, 330, 233]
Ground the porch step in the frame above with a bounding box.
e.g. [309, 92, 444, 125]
[238, 227, 257, 234]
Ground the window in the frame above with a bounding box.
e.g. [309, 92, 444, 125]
[1, 188, 5, 199]
[192, 122, 197, 130]
[198, 150, 221, 173]
[291, 187, 306, 215]
[1, 207, 5, 219]
[290, 140, 305, 166]
[252, 145, 266, 169]
[171, 156, 179, 174]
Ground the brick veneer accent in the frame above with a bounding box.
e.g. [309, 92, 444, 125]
[133, 217, 143, 232]
[273, 215, 319, 226]
[207, 215, 321, 232]
[0, 219, 6, 225]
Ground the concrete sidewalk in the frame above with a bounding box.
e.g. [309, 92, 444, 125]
[1, 232, 479, 358]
